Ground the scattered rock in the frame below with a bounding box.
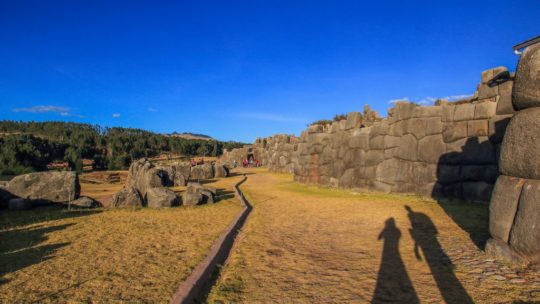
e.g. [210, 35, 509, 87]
[190, 164, 214, 180]
[213, 164, 230, 178]
[109, 187, 143, 208]
[146, 187, 180, 208]
[6, 171, 80, 204]
[70, 196, 99, 208]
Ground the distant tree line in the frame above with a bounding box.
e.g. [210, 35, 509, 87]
[0, 121, 245, 175]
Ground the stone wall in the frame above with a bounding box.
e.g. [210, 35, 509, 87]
[222, 67, 515, 203]
[485, 44, 540, 264]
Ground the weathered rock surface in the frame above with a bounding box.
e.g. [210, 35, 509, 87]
[71, 196, 99, 208]
[182, 182, 216, 206]
[146, 187, 180, 208]
[213, 164, 230, 178]
[509, 179, 540, 262]
[512, 43, 540, 110]
[190, 164, 214, 180]
[109, 187, 143, 208]
[499, 107, 540, 179]
[6, 171, 80, 203]
[127, 158, 167, 198]
[489, 175, 525, 243]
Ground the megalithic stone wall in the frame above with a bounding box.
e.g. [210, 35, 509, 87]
[221, 66, 515, 203]
[486, 44, 540, 265]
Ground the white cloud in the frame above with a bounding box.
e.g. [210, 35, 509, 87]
[12, 105, 85, 118]
[233, 112, 307, 123]
[112, 113, 121, 118]
[147, 107, 158, 112]
[388, 97, 410, 104]
[13, 105, 70, 113]
[388, 94, 473, 106]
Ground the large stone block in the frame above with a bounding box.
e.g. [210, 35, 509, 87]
[349, 129, 370, 149]
[462, 181, 493, 203]
[442, 105, 455, 122]
[384, 135, 400, 149]
[444, 137, 496, 165]
[474, 101, 497, 119]
[467, 120, 488, 137]
[488, 114, 512, 144]
[146, 187, 180, 208]
[513, 43, 540, 110]
[425, 117, 443, 135]
[460, 165, 498, 183]
[6, 171, 80, 203]
[397, 134, 418, 161]
[406, 118, 427, 139]
[395, 102, 416, 121]
[418, 135, 445, 164]
[453, 104, 476, 121]
[509, 179, 540, 262]
[436, 165, 461, 185]
[109, 187, 143, 208]
[489, 175, 525, 243]
[307, 124, 324, 134]
[413, 162, 437, 185]
[496, 81, 515, 115]
[442, 121, 467, 143]
[413, 106, 442, 118]
[370, 135, 385, 150]
[365, 150, 385, 166]
[345, 112, 362, 130]
[500, 107, 540, 179]
[477, 83, 498, 100]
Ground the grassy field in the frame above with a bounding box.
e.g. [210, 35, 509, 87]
[208, 168, 540, 303]
[0, 173, 244, 303]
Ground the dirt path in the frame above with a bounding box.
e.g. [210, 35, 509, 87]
[208, 168, 540, 303]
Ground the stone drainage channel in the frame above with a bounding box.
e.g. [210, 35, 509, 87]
[170, 175, 252, 304]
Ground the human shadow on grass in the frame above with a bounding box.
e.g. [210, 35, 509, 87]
[405, 205, 474, 304]
[0, 223, 74, 285]
[372, 217, 419, 304]
[0, 209, 100, 285]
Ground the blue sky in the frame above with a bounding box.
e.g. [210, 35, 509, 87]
[0, 1, 538, 142]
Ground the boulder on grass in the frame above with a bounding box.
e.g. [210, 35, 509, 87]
[213, 164, 230, 178]
[70, 196, 100, 208]
[146, 187, 180, 208]
[127, 158, 167, 197]
[109, 187, 143, 208]
[6, 171, 80, 203]
[173, 163, 191, 180]
[190, 164, 214, 180]
[182, 191, 203, 206]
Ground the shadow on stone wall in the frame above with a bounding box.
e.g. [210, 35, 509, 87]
[432, 117, 511, 249]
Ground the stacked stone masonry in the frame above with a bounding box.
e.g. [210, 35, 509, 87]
[222, 66, 516, 203]
[486, 43, 540, 265]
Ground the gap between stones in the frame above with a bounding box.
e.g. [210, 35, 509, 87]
[170, 174, 252, 304]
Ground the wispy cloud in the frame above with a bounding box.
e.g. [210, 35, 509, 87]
[13, 105, 70, 113]
[388, 97, 410, 104]
[233, 112, 307, 123]
[388, 94, 473, 106]
[12, 105, 85, 117]
[147, 107, 158, 112]
[112, 113, 121, 118]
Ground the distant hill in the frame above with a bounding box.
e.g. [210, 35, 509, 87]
[168, 132, 213, 141]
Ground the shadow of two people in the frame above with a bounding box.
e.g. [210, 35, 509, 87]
[371, 206, 473, 304]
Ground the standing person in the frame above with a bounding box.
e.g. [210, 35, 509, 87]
[233, 159, 237, 168]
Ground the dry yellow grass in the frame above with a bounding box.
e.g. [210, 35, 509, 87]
[208, 168, 540, 303]
[0, 174, 244, 303]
